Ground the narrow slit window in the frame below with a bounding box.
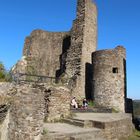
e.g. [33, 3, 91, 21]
[112, 67, 118, 73]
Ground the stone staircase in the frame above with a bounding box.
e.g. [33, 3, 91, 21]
[62, 118, 105, 129]
[42, 122, 106, 140]
[42, 116, 107, 140]
[42, 113, 133, 140]
[62, 118, 85, 127]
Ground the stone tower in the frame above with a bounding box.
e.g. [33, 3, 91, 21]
[66, 0, 97, 98]
[92, 46, 126, 112]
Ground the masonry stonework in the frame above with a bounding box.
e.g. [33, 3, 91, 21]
[0, 0, 134, 140]
[66, 0, 97, 98]
[17, 0, 97, 99]
[0, 83, 71, 140]
[92, 46, 126, 112]
[11, 0, 127, 112]
[23, 30, 70, 77]
[8, 84, 45, 140]
[45, 86, 71, 122]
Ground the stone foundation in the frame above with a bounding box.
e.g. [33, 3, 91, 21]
[103, 116, 133, 140]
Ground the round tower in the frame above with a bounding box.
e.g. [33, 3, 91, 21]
[92, 46, 126, 112]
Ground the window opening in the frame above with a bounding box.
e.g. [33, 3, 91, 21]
[112, 67, 118, 73]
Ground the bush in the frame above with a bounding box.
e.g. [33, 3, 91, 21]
[88, 100, 95, 107]
[0, 62, 12, 82]
[127, 129, 140, 140]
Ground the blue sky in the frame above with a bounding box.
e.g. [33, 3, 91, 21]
[0, 0, 140, 99]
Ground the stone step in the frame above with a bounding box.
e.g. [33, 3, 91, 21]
[41, 131, 107, 140]
[63, 118, 106, 129]
[71, 107, 112, 113]
[42, 122, 106, 140]
[70, 133, 106, 140]
[62, 118, 84, 127]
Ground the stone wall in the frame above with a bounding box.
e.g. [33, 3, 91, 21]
[102, 115, 133, 140]
[8, 84, 45, 140]
[0, 83, 15, 140]
[11, 56, 27, 74]
[91, 114, 133, 140]
[0, 82, 71, 140]
[45, 86, 71, 122]
[92, 46, 126, 112]
[23, 30, 70, 77]
[66, 0, 97, 99]
[0, 111, 10, 140]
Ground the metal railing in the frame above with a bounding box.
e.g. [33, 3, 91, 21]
[12, 73, 57, 84]
[11, 72, 77, 91]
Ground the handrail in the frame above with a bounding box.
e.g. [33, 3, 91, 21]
[12, 72, 57, 83]
[18, 73, 56, 79]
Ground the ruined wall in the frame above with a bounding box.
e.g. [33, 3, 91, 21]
[103, 115, 133, 140]
[0, 82, 14, 140]
[66, 0, 97, 98]
[92, 46, 126, 112]
[12, 0, 98, 99]
[45, 86, 71, 122]
[8, 84, 45, 140]
[0, 111, 10, 140]
[0, 82, 71, 140]
[23, 30, 70, 77]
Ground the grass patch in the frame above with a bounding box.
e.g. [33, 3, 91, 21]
[111, 108, 119, 113]
[127, 129, 140, 140]
[42, 128, 48, 135]
[88, 100, 94, 107]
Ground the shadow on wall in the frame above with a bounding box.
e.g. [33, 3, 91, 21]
[56, 36, 71, 80]
[124, 58, 133, 114]
[124, 58, 127, 100]
[85, 63, 93, 100]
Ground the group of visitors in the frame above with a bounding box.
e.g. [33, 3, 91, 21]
[71, 97, 88, 109]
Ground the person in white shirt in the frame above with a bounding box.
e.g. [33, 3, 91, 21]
[71, 97, 78, 109]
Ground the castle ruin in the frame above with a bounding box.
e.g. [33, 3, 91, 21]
[15, 0, 126, 112]
[0, 0, 133, 140]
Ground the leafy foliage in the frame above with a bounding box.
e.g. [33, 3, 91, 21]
[0, 62, 12, 82]
[88, 100, 95, 107]
[127, 129, 140, 140]
[0, 62, 5, 79]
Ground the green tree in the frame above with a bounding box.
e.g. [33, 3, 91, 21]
[0, 62, 6, 80]
[0, 62, 12, 82]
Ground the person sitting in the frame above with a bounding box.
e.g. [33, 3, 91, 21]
[82, 98, 88, 109]
[71, 97, 78, 109]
